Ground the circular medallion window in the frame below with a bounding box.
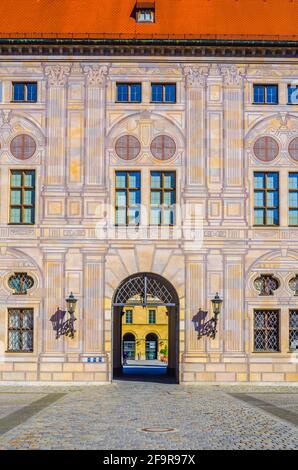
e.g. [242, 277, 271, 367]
[10, 134, 36, 160]
[8, 272, 34, 295]
[289, 137, 298, 162]
[115, 135, 141, 160]
[253, 136, 279, 162]
[150, 135, 176, 160]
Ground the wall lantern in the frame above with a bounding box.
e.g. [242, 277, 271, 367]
[50, 292, 78, 339]
[192, 293, 223, 340]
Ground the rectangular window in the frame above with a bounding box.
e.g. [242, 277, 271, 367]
[254, 172, 279, 226]
[7, 308, 33, 352]
[125, 310, 133, 324]
[152, 83, 176, 103]
[10, 170, 35, 224]
[13, 82, 37, 102]
[289, 173, 298, 225]
[116, 83, 141, 103]
[136, 8, 155, 23]
[115, 171, 140, 226]
[148, 310, 156, 324]
[253, 84, 278, 104]
[289, 310, 298, 351]
[150, 171, 176, 225]
[288, 85, 298, 105]
[254, 310, 279, 352]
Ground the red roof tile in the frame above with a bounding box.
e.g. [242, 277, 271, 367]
[0, 0, 297, 40]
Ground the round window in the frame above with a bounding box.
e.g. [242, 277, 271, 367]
[289, 137, 298, 162]
[150, 135, 176, 160]
[115, 135, 141, 160]
[253, 136, 279, 162]
[10, 135, 36, 160]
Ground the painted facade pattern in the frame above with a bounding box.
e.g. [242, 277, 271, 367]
[0, 59, 297, 383]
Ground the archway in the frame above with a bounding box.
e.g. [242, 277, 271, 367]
[112, 272, 179, 382]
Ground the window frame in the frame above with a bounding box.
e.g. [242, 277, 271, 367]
[289, 310, 298, 352]
[12, 82, 38, 103]
[136, 8, 155, 23]
[7, 308, 34, 353]
[288, 173, 298, 226]
[148, 309, 156, 324]
[287, 84, 298, 105]
[253, 309, 280, 353]
[150, 171, 176, 226]
[151, 83, 177, 104]
[9, 169, 35, 225]
[125, 310, 133, 324]
[253, 84, 279, 105]
[116, 83, 142, 103]
[253, 172, 279, 227]
[115, 171, 141, 226]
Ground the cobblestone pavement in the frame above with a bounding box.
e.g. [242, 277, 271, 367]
[0, 382, 297, 450]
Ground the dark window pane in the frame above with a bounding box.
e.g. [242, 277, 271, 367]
[130, 84, 141, 102]
[117, 84, 129, 102]
[266, 85, 278, 104]
[152, 84, 163, 102]
[288, 86, 298, 104]
[26, 83, 37, 102]
[254, 85, 265, 103]
[165, 84, 176, 102]
[13, 83, 25, 101]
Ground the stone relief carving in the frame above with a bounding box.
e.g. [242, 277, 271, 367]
[83, 65, 109, 86]
[44, 64, 71, 86]
[183, 65, 210, 87]
[220, 65, 246, 87]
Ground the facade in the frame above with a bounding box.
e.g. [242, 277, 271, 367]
[0, 0, 298, 383]
[122, 306, 168, 361]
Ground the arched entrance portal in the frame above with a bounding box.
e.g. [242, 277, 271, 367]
[112, 272, 179, 382]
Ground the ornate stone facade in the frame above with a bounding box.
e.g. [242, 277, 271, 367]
[0, 57, 298, 383]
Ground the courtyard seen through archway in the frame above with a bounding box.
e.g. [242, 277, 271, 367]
[112, 273, 179, 383]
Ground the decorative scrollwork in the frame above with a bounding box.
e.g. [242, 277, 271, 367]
[83, 65, 109, 86]
[44, 64, 71, 86]
[8, 272, 34, 295]
[254, 274, 279, 296]
[183, 66, 210, 88]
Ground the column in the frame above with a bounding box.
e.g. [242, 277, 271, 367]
[185, 253, 207, 353]
[220, 65, 246, 190]
[44, 64, 71, 187]
[183, 66, 209, 190]
[83, 251, 105, 353]
[83, 64, 109, 187]
[42, 250, 66, 355]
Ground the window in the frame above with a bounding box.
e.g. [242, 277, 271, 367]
[125, 310, 133, 324]
[150, 135, 176, 160]
[289, 310, 298, 351]
[10, 170, 35, 224]
[253, 84, 278, 104]
[150, 171, 176, 225]
[136, 5, 155, 23]
[8, 273, 34, 295]
[254, 172, 279, 226]
[148, 310, 156, 324]
[288, 85, 298, 105]
[8, 308, 33, 352]
[10, 134, 36, 160]
[116, 83, 141, 103]
[254, 310, 279, 352]
[152, 84, 176, 103]
[12, 82, 37, 102]
[115, 135, 141, 160]
[253, 137, 279, 162]
[289, 173, 298, 226]
[115, 171, 140, 226]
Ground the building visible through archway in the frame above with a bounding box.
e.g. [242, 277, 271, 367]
[112, 272, 179, 382]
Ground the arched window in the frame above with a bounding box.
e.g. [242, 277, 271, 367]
[123, 333, 136, 360]
[145, 333, 158, 360]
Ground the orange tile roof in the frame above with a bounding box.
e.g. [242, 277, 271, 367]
[0, 0, 297, 41]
